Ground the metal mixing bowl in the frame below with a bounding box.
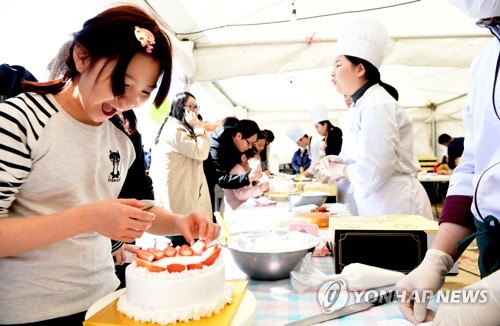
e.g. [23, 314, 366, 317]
[288, 191, 328, 207]
[220, 230, 320, 280]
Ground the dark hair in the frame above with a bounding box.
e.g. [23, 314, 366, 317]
[24, 5, 173, 134]
[262, 129, 275, 143]
[222, 116, 239, 127]
[438, 133, 452, 145]
[257, 130, 266, 141]
[318, 120, 334, 132]
[259, 129, 274, 162]
[233, 119, 260, 139]
[243, 147, 258, 160]
[345, 55, 398, 101]
[154, 91, 196, 145]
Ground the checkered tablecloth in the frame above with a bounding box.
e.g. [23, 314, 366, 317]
[224, 251, 408, 325]
[219, 201, 454, 325]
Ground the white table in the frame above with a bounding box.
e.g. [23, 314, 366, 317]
[221, 199, 351, 234]
[417, 173, 451, 183]
[417, 173, 451, 219]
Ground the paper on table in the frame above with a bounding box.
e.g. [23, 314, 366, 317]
[291, 254, 405, 293]
[338, 263, 405, 291]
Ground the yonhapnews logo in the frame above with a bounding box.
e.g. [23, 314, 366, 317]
[317, 279, 489, 313]
[317, 279, 349, 313]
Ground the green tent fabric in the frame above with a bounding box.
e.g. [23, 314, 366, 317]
[148, 99, 170, 125]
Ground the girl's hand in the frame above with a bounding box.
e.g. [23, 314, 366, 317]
[112, 245, 127, 265]
[86, 198, 156, 243]
[174, 210, 220, 245]
[185, 110, 201, 128]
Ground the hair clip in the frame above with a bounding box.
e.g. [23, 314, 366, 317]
[134, 26, 155, 53]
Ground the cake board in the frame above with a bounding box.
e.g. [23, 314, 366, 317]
[84, 280, 254, 326]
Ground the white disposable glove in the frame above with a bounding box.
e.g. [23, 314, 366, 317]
[395, 249, 454, 324]
[316, 170, 335, 185]
[433, 270, 500, 326]
[319, 155, 348, 181]
[319, 155, 344, 171]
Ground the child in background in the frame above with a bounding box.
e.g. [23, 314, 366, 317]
[220, 148, 269, 214]
[291, 147, 312, 174]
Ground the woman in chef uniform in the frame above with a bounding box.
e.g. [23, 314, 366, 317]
[396, 1, 500, 324]
[309, 103, 343, 156]
[319, 16, 432, 219]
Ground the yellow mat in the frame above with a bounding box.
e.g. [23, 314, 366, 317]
[458, 249, 480, 277]
[84, 280, 248, 326]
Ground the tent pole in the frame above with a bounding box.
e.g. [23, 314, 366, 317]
[428, 102, 437, 158]
[432, 116, 437, 157]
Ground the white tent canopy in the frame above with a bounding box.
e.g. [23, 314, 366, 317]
[1, 0, 492, 168]
[145, 0, 490, 166]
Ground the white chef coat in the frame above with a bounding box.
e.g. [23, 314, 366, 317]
[339, 84, 432, 219]
[447, 38, 500, 222]
[306, 135, 323, 175]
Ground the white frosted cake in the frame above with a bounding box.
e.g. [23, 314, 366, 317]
[117, 242, 233, 325]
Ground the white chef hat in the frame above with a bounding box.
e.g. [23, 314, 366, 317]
[334, 16, 390, 69]
[310, 103, 329, 124]
[448, 0, 500, 18]
[286, 124, 305, 143]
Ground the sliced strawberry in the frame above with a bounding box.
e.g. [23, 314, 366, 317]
[167, 263, 186, 273]
[135, 257, 149, 268]
[135, 249, 155, 262]
[202, 247, 221, 266]
[202, 243, 219, 257]
[187, 262, 204, 270]
[178, 244, 194, 256]
[317, 206, 328, 213]
[164, 245, 177, 257]
[147, 247, 165, 260]
[190, 239, 206, 255]
[135, 257, 166, 272]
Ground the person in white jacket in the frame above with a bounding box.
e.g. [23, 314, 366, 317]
[319, 16, 432, 219]
[150, 91, 212, 219]
[396, 1, 500, 325]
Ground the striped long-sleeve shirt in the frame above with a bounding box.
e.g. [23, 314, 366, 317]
[0, 93, 136, 323]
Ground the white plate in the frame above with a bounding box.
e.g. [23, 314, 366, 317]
[85, 288, 257, 326]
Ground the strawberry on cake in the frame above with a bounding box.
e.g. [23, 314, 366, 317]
[117, 240, 233, 325]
